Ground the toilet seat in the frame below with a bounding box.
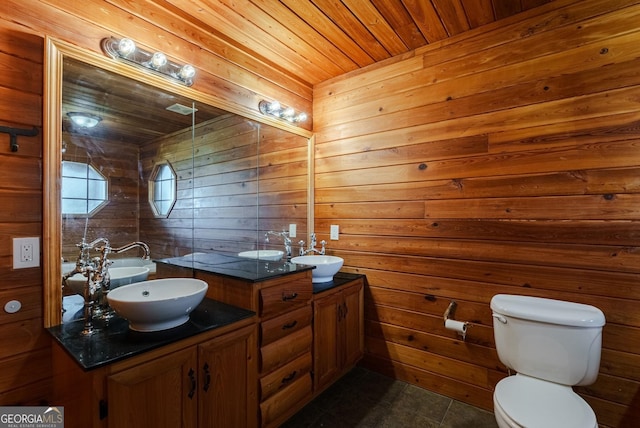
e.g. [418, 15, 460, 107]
[494, 375, 597, 428]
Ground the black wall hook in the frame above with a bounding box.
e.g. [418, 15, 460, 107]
[0, 125, 39, 152]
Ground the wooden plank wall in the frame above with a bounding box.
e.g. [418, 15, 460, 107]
[257, 124, 309, 251]
[139, 115, 308, 259]
[61, 135, 141, 262]
[0, 0, 309, 406]
[313, 1, 640, 426]
[0, 30, 51, 405]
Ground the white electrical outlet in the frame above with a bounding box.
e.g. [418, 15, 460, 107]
[289, 223, 297, 238]
[330, 225, 339, 240]
[13, 237, 40, 269]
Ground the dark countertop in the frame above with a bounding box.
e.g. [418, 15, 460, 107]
[313, 272, 364, 294]
[155, 252, 315, 282]
[47, 298, 255, 371]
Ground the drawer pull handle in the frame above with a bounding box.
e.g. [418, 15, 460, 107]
[188, 368, 196, 399]
[203, 363, 211, 392]
[282, 292, 298, 301]
[281, 370, 297, 384]
[282, 320, 298, 330]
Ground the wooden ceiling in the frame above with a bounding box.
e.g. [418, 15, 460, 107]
[160, 0, 553, 86]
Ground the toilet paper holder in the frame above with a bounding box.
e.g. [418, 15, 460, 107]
[443, 300, 469, 340]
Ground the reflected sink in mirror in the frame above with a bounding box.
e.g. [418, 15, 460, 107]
[107, 278, 208, 332]
[110, 257, 157, 274]
[63, 265, 150, 295]
[237, 250, 284, 261]
[291, 255, 344, 283]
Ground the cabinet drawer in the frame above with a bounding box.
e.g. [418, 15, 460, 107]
[261, 305, 312, 346]
[260, 278, 312, 319]
[260, 373, 312, 428]
[260, 351, 312, 401]
[260, 325, 312, 374]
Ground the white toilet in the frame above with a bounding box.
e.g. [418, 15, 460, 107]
[490, 294, 605, 428]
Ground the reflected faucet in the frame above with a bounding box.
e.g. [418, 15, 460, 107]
[265, 231, 292, 260]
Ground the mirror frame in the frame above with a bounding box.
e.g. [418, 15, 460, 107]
[43, 37, 314, 327]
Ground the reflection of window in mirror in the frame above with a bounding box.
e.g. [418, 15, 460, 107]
[61, 161, 108, 215]
[149, 162, 176, 217]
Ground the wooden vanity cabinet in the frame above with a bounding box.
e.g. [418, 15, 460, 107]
[52, 322, 258, 428]
[312, 276, 364, 393]
[196, 269, 314, 428]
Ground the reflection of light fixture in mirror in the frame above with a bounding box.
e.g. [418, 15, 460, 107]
[101, 37, 196, 86]
[259, 100, 308, 124]
[67, 112, 102, 128]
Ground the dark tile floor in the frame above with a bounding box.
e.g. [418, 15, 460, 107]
[281, 367, 499, 428]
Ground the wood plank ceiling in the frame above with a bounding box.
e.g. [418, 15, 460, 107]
[158, 0, 553, 86]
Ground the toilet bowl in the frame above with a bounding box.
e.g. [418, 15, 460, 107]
[493, 375, 597, 428]
[490, 294, 605, 428]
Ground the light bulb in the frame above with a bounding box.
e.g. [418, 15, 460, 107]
[117, 38, 136, 57]
[282, 107, 295, 120]
[150, 52, 167, 69]
[267, 101, 280, 113]
[296, 112, 308, 122]
[179, 64, 196, 80]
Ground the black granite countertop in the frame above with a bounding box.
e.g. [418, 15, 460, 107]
[47, 298, 255, 371]
[312, 272, 364, 294]
[155, 252, 315, 282]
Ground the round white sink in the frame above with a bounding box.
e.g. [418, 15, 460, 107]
[107, 278, 208, 332]
[63, 266, 150, 295]
[291, 255, 344, 283]
[238, 250, 284, 261]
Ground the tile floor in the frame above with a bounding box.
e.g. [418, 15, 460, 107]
[281, 366, 499, 428]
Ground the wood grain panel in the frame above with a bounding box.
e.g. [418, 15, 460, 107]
[314, 2, 640, 423]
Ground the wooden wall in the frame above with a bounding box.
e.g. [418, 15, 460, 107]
[0, 0, 309, 407]
[313, 1, 640, 426]
[139, 115, 308, 260]
[61, 134, 141, 262]
[0, 30, 50, 405]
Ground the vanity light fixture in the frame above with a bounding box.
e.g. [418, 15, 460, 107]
[259, 100, 308, 123]
[101, 37, 196, 86]
[67, 112, 102, 128]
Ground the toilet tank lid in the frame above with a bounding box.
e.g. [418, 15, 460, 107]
[491, 294, 605, 327]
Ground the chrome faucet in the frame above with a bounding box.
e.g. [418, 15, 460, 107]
[62, 239, 151, 335]
[265, 231, 292, 260]
[299, 233, 326, 256]
[111, 241, 151, 260]
[62, 237, 111, 335]
[95, 241, 151, 319]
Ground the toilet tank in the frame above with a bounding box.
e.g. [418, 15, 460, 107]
[491, 294, 605, 386]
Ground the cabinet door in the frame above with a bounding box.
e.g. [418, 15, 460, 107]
[107, 347, 198, 428]
[341, 281, 364, 369]
[198, 324, 258, 428]
[313, 291, 341, 391]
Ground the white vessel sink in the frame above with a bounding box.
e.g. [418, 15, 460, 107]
[107, 278, 208, 332]
[291, 255, 344, 283]
[238, 250, 284, 261]
[63, 266, 150, 295]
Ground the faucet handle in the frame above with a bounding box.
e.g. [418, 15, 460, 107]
[298, 240, 305, 256]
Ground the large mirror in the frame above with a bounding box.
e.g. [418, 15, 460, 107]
[44, 38, 311, 327]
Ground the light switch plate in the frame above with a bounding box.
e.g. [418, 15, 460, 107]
[330, 225, 339, 240]
[289, 223, 297, 238]
[13, 237, 40, 269]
